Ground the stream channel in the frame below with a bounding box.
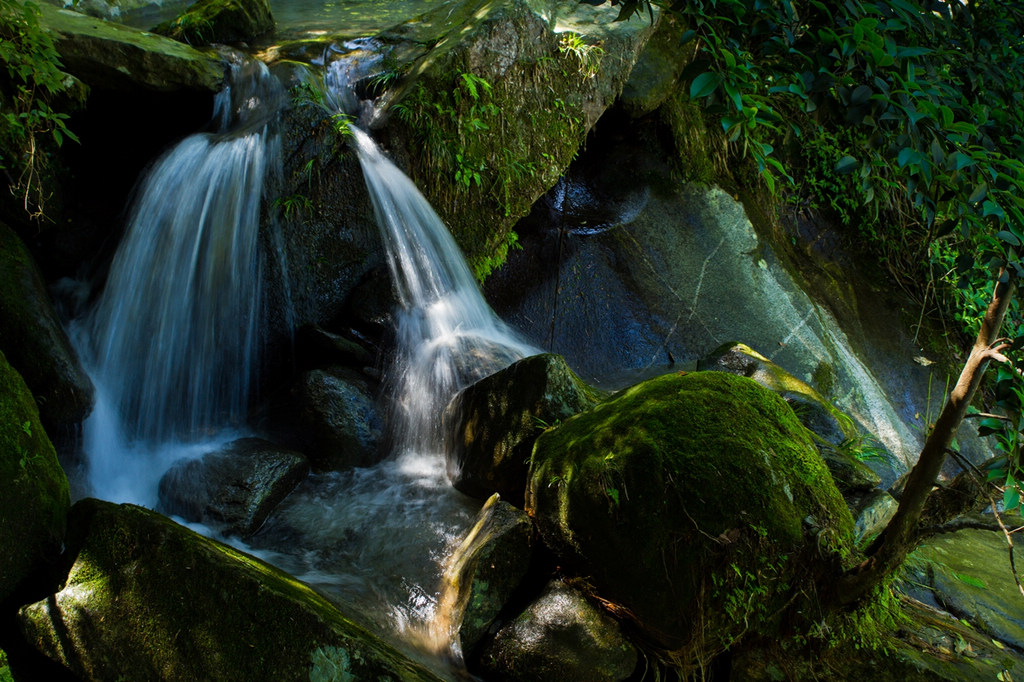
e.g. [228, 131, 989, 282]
[67, 17, 536, 675]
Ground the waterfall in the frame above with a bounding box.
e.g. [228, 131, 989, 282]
[351, 127, 538, 452]
[78, 58, 284, 502]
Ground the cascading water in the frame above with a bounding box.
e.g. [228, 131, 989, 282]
[249, 125, 537, 661]
[351, 127, 538, 451]
[77, 57, 284, 503]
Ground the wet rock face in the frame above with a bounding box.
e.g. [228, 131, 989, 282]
[377, 0, 659, 274]
[269, 368, 385, 472]
[0, 350, 70, 604]
[17, 499, 445, 682]
[479, 580, 637, 682]
[444, 353, 600, 506]
[527, 371, 854, 651]
[157, 437, 309, 537]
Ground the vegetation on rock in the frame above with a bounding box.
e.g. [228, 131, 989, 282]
[527, 371, 854, 665]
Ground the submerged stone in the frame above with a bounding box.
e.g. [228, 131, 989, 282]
[0, 223, 94, 435]
[17, 499, 445, 681]
[157, 437, 309, 537]
[445, 353, 600, 506]
[0, 350, 70, 604]
[527, 371, 854, 652]
[479, 580, 636, 682]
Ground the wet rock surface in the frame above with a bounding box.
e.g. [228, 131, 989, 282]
[157, 437, 309, 537]
[444, 353, 600, 506]
[479, 580, 636, 682]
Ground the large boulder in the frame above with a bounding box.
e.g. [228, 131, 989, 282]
[478, 580, 637, 682]
[698, 342, 883, 494]
[154, 0, 275, 46]
[527, 371, 854, 653]
[444, 353, 600, 506]
[37, 2, 225, 93]
[0, 223, 93, 435]
[157, 437, 309, 537]
[17, 499, 445, 681]
[0, 350, 70, 604]
[379, 0, 660, 277]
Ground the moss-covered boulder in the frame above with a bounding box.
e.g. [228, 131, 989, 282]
[37, 2, 225, 93]
[527, 371, 854, 653]
[444, 353, 600, 506]
[619, 12, 692, 117]
[18, 499, 445, 681]
[698, 342, 882, 493]
[0, 350, 70, 605]
[0, 223, 93, 435]
[479, 580, 637, 682]
[154, 0, 274, 46]
[157, 437, 309, 537]
[379, 0, 659, 278]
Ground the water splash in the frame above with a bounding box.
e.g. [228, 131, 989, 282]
[351, 127, 538, 453]
[78, 58, 284, 500]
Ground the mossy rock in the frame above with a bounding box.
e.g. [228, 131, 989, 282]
[379, 0, 658, 279]
[154, 0, 274, 46]
[527, 371, 854, 654]
[18, 499, 445, 681]
[37, 2, 225, 93]
[444, 353, 601, 506]
[0, 349, 70, 605]
[0, 223, 94, 435]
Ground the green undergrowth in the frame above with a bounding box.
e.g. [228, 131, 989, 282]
[389, 48, 592, 278]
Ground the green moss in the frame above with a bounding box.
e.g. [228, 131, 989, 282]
[0, 348, 69, 603]
[19, 500, 441, 681]
[0, 649, 11, 682]
[527, 371, 853, 658]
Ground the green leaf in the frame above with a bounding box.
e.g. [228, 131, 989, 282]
[690, 71, 721, 99]
[1004, 483, 1021, 513]
[834, 155, 859, 174]
[968, 183, 988, 205]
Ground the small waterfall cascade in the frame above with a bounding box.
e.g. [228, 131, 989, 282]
[78, 57, 284, 501]
[351, 127, 538, 451]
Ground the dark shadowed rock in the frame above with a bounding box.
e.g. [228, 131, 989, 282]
[435, 495, 535, 658]
[479, 580, 636, 682]
[157, 437, 309, 537]
[0, 350, 69, 604]
[0, 223, 94, 435]
[444, 353, 600, 506]
[280, 368, 385, 471]
[17, 499, 444, 681]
